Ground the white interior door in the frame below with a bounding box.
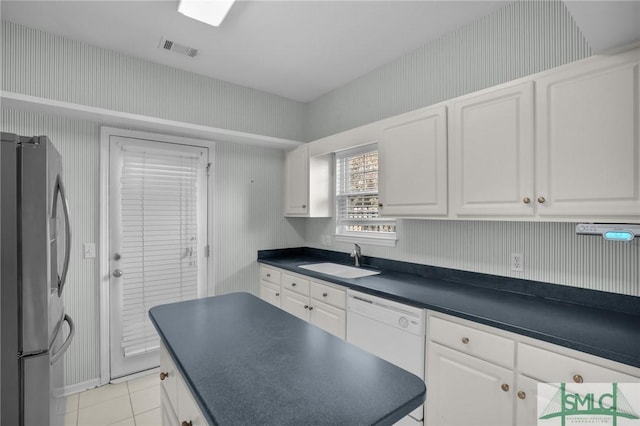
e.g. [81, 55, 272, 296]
[109, 135, 208, 379]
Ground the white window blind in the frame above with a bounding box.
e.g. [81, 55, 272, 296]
[335, 144, 396, 239]
[119, 146, 204, 358]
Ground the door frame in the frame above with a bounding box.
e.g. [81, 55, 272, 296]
[99, 127, 216, 385]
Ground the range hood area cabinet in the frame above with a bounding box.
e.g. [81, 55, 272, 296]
[284, 46, 640, 223]
[284, 144, 332, 217]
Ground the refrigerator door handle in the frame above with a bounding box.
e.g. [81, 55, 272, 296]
[50, 314, 75, 365]
[54, 175, 72, 297]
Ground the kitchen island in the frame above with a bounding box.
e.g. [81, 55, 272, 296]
[149, 292, 426, 426]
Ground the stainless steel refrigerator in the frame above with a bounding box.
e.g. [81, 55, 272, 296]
[1, 132, 75, 426]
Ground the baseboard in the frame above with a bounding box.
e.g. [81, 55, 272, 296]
[63, 378, 102, 396]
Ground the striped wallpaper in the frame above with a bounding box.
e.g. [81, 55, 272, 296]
[305, 219, 640, 297]
[1, 109, 304, 388]
[304, 0, 592, 141]
[1, 20, 305, 141]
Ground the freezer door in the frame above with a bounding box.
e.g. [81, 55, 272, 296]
[22, 352, 50, 426]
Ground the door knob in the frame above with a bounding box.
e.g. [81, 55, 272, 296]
[112, 269, 123, 278]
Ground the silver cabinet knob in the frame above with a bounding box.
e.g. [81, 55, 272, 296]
[113, 269, 123, 278]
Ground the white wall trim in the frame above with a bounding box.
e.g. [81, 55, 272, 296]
[99, 126, 216, 384]
[1, 91, 303, 149]
[63, 378, 102, 397]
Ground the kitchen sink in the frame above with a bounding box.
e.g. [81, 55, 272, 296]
[298, 262, 381, 279]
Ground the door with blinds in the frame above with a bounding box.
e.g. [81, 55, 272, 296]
[109, 136, 208, 379]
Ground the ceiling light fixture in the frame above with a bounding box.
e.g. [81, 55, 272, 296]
[178, 0, 236, 27]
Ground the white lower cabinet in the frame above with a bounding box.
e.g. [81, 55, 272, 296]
[425, 312, 640, 426]
[259, 280, 281, 307]
[427, 342, 514, 426]
[259, 266, 347, 340]
[160, 342, 207, 426]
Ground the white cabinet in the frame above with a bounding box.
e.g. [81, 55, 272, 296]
[284, 145, 309, 216]
[259, 266, 282, 307]
[515, 342, 640, 426]
[379, 106, 448, 217]
[160, 342, 207, 426]
[284, 145, 332, 217]
[426, 314, 515, 426]
[427, 342, 514, 426]
[535, 49, 640, 221]
[426, 311, 640, 426]
[280, 272, 346, 339]
[449, 81, 535, 217]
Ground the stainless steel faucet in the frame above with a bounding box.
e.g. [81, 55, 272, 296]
[350, 243, 362, 267]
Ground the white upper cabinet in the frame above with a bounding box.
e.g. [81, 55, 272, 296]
[535, 50, 640, 220]
[284, 145, 309, 216]
[379, 106, 448, 216]
[450, 81, 535, 217]
[284, 145, 332, 217]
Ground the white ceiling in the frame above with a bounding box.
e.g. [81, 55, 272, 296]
[0, 0, 509, 102]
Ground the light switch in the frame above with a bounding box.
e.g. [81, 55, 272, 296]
[83, 243, 96, 259]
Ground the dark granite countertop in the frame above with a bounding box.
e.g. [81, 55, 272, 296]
[149, 293, 426, 426]
[258, 248, 640, 369]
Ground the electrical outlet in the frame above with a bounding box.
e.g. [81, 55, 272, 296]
[83, 243, 96, 259]
[511, 253, 523, 272]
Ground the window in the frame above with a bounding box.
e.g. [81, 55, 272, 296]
[335, 144, 396, 245]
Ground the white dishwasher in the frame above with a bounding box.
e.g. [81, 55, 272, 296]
[346, 290, 426, 425]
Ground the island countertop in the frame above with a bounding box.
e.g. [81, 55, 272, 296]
[149, 292, 426, 426]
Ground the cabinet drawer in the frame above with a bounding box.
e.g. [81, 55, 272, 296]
[310, 281, 346, 309]
[160, 343, 178, 411]
[260, 266, 281, 285]
[282, 273, 310, 295]
[259, 280, 281, 307]
[518, 343, 639, 383]
[429, 316, 515, 368]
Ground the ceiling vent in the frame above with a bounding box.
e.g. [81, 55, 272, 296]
[159, 37, 198, 58]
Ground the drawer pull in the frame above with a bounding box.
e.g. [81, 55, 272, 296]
[517, 391, 526, 400]
[275, 292, 280, 296]
[159, 371, 169, 381]
[461, 337, 470, 344]
[322, 292, 328, 297]
[573, 374, 584, 383]
[537, 196, 546, 204]
[501, 384, 510, 392]
[304, 305, 309, 309]
[523, 197, 531, 204]
[292, 282, 297, 287]
[309, 306, 314, 311]
[181, 422, 193, 426]
[266, 273, 271, 277]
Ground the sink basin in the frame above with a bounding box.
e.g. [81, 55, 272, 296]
[298, 263, 381, 279]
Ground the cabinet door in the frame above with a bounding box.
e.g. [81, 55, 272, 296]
[159, 343, 178, 413]
[379, 106, 448, 216]
[160, 384, 179, 426]
[426, 342, 514, 426]
[177, 375, 207, 426]
[259, 280, 281, 307]
[536, 51, 640, 220]
[309, 299, 346, 339]
[284, 145, 309, 216]
[280, 289, 310, 321]
[450, 81, 535, 217]
[515, 374, 546, 426]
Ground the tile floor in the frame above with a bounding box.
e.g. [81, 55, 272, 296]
[63, 373, 161, 426]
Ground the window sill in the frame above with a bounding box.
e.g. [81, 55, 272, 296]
[334, 233, 397, 248]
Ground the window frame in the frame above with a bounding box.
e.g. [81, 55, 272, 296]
[334, 143, 397, 247]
